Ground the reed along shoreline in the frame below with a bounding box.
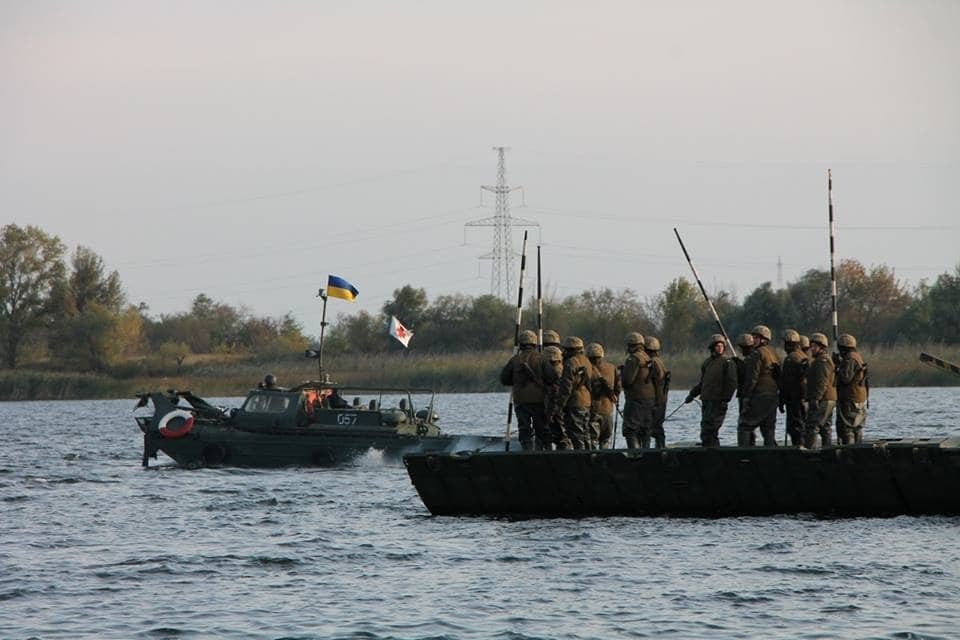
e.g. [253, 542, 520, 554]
[1, 345, 958, 401]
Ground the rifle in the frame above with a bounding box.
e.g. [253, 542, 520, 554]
[920, 352, 960, 377]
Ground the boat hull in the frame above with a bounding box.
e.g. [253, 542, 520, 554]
[145, 425, 504, 468]
[403, 439, 960, 517]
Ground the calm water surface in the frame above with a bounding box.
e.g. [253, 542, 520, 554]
[2, 388, 959, 639]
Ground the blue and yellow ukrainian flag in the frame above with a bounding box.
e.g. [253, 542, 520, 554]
[327, 275, 359, 301]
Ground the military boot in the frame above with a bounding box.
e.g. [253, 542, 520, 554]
[520, 439, 534, 451]
[737, 429, 754, 447]
[625, 434, 640, 449]
[760, 426, 777, 447]
[655, 435, 666, 448]
[819, 428, 832, 448]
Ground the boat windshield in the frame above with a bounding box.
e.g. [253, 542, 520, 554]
[242, 392, 292, 414]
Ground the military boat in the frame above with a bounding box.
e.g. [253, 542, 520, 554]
[136, 381, 505, 468]
[403, 439, 960, 518]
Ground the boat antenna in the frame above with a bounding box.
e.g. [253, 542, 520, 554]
[828, 169, 840, 355]
[673, 228, 736, 355]
[504, 230, 529, 451]
[536, 244, 543, 353]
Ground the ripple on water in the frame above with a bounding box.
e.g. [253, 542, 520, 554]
[3, 392, 960, 640]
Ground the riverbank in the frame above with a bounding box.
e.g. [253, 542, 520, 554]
[2, 345, 958, 400]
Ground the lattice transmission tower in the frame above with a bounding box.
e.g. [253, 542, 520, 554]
[465, 147, 539, 301]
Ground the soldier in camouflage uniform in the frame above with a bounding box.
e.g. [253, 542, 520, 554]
[685, 334, 737, 448]
[542, 345, 567, 449]
[803, 332, 836, 449]
[499, 330, 548, 450]
[587, 343, 621, 449]
[734, 334, 754, 408]
[541, 330, 563, 446]
[645, 337, 669, 448]
[552, 336, 595, 450]
[779, 329, 808, 446]
[738, 324, 781, 447]
[621, 332, 656, 449]
[733, 333, 756, 445]
[835, 333, 868, 444]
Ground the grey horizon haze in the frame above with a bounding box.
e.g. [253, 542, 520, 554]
[2, 1, 958, 334]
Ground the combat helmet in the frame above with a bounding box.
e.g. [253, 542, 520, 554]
[586, 343, 605, 358]
[782, 329, 800, 344]
[543, 345, 563, 364]
[800, 335, 810, 350]
[709, 333, 726, 348]
[751, 324, 772, 341]
[542, 329, 561, 347]
[736, 333, 754, 348]
[838, 333, 857, 349]
[625, 332, 645, 346]
[518, 330, 538, 346]
[563, 336, 584, 351]
[810, 332, 829, 348]
[264, 373, 278, 388]
[645, 336, 661, 352]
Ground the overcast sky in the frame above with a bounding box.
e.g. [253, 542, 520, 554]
[3, 1, 958, 333]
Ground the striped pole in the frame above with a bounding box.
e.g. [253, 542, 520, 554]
[504, 230, 530, 451]
[829, 169, 839, 351]
[674, 228, 736, 356]
[537, 245, 543, 353]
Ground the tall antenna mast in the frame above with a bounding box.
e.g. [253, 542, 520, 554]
[465, 147, 539, 301]
[777, 256, 784, 289]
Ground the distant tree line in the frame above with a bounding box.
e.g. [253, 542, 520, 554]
[329, 261, 960, 354]
[3, 223, 958, 374]
[0, 224, 309, 373]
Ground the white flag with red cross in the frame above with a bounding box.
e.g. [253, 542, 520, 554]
[388, 315, 413, 348]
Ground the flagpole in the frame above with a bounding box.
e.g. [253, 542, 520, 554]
[504, 230, 529, 452]
[318, 290, 329, 381]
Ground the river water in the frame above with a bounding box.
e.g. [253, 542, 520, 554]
[2, 388, 958, 639]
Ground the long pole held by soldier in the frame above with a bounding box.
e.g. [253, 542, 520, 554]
[537, 245, 543, 353]
[828, 169, 840, 354]
[503, 230, 529, 451]
[674, 228, 737, 355]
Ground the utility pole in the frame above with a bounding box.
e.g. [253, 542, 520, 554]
[777, 256, 784, 289]
[465, 147, 539, 301]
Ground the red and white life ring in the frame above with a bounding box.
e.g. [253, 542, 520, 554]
[158, 409, 195, 438]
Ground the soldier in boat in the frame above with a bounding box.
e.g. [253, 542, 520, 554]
[738, 325, 781, 447]
[645, 337, 669, 449]
[587, 342, 621, 449]
[835, 333, 868, 444]
[553, 336, 595, 450]
[803, 333, 837, 449]
[542, 345, 568, 449]
[685, 334, 737, 448]
[622, 332, 657, 449]
[500, 330, 549, 450]
[780, 329, 808, 446]
[733, 333, 755, 443]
